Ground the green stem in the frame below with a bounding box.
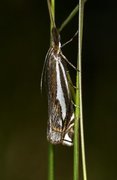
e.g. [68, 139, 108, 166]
[48, 0, 55, 180]
[59, 0, 87, 32]
[73, 3, 81, 180]
[48, 144, 54, 180]
[73, 37, 80, 180]
[66, 71, 76, 102]
[59, 5, 78, 32]
[73, 0, 88, 180]
[74, 73, 80, 180]
[79, 1, 87, 180]
[74, 0, 88, 180]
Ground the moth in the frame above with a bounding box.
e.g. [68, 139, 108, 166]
[41, 0, 76, 146]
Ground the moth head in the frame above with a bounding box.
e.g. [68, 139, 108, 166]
[51, 27, 61, 48]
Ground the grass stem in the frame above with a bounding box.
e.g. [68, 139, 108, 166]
[79, 0, 87, 180]
[74, 0, 88, 180]
[48, 144, 54, 180]
[48, 0, 55, 180]
[59, 0, 87, 32]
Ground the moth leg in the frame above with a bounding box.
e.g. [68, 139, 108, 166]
[66, 70, 79, 89]
[71, 100, 80, 108]
[61, 52, 79, 71]
[68, 80, 79, 89]
[61, 30, 78, 48]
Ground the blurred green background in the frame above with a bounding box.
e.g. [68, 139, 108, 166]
[0, 0, 117, 180]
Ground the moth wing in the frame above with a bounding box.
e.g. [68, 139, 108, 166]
[46, 51, 74, 145]
[40, 48, 52, 92]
